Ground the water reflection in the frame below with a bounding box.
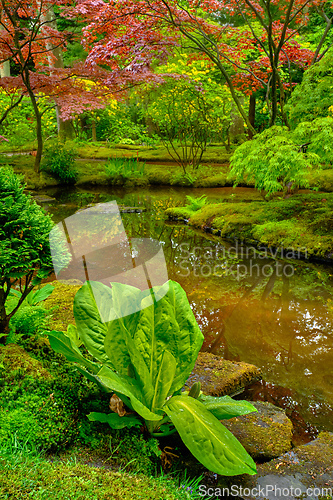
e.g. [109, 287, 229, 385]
[40, 186, 333, 433]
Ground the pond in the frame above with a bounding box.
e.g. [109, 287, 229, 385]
[35, 185, 333, 443]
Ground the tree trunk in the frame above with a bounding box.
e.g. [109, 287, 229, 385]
[41, 5, 74, 140]
[92, 120, 97, 141]
[0, 60, 10, 77]
[58, 110, 75, 140]
[248, 93, 256, 139]
[24, 72, 43, 172]
[0, 288, 9, 343]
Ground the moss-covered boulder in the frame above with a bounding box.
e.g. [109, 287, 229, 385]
[222, 401, 293, 460]
[43, 280, 82, 331]
[0, 344, 52, 380]
[186, 352, 262, 396]
[215, 432, 333, 499]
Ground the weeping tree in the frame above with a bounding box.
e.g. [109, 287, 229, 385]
[0, 167, 67, 342]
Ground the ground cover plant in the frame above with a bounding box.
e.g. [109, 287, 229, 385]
[48, 279, 258, 476]
[0, 438, 203, 499]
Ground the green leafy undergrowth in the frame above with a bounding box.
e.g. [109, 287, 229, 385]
[0, 340, 164, 473]
[186, 195, 208, 211]
[165, 193, 333, 258]
[229, 126, 321, 196]
[41, 141, 78, 185]
[0, 443, 199, 500]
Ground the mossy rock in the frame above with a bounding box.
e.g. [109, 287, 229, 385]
[216, 432, 333, 498]
[0, 344, 52, 380]
[222, 401, 293, 460]
[43, 280, 83, 331]
[186, 352, 262, 396]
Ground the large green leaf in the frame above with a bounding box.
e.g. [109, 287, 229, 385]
[164, 395, 257, 476]
[198, 395, 258, 420]
[151, 350, 177, 412]
[74, 281, 149, 375]
[96, 365, 162, 422]
[74, 281, 117, 365]
[87, 412, 142, 429]
[133, 281, 203, 395]
[28, 283, 55, 305]
[48, 331, 100, 374]
[103, 282, 149, 376]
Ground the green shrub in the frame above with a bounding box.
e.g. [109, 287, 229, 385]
[185, 195, 207, 211]
[42, 141, 78, 184]
[7, 305, 49, 344]
[0, 167, 60, 342]
[229, 126, 320, 196]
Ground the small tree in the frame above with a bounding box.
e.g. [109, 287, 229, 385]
[148, 75, 232, 173]
[0, 167, 65, 341]
[229, 126, 321, 197]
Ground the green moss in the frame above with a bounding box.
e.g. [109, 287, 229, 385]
[222, 402, 293, 460]
[166, 193, 333, 258]
[0, 452, 189, 500]
[43, 280, 82, 331]
[0, 344, 52, 380]
[309, 169, 333, 192]
[187, 352, 262, 397]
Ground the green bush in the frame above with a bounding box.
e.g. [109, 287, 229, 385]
[7, 305, 49, 344]
[185, 195, 207, 211]
[42, 141, 78, 184]
[0, 167, 59, 341]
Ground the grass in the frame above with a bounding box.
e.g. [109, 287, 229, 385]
[0, 439, 203, 500]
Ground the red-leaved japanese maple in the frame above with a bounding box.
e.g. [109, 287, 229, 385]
[73, 0, 333, 132]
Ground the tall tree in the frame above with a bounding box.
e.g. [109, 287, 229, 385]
[0, 0, 113, 171]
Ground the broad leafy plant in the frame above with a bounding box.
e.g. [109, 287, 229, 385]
[48, 280, 257, 476]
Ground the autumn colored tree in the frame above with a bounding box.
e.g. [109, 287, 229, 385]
[73, 0, 333, 134]
[0, 0, 116, 172]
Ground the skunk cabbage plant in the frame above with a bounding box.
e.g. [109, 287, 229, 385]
[48, 280, 257, 476]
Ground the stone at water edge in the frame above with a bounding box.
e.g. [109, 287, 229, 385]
[222, 401, 293, 460]
[186, 352, 262, 396]
[212, 432, 333, 500]
[33, 194, 56, 203]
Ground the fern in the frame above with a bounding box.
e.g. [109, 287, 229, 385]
[185, 194, 208, 211]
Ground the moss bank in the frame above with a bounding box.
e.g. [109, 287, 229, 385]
[0, 451, 190, 500]
[166, 193, 333, 259]
[3, 145, 333, 192]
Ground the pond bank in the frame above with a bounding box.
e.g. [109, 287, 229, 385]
[3, 150, 333, 192]
[165, 193, 333, 262]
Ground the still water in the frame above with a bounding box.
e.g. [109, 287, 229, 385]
[37, 185, 333, 440]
